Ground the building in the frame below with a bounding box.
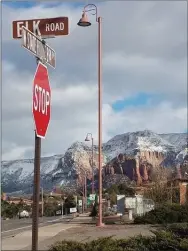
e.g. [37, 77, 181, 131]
[167, 178, 188, 205]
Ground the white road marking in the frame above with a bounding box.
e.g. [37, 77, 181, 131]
[2, 225, 33, 233]
[2, 218, 63, 233]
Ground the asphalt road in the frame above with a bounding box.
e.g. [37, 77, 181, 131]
[1, 215, 73, 239]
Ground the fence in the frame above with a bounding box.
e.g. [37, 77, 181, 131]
[125, 196, 155, 216]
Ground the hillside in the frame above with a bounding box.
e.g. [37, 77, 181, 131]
[1, 130, 187, 194]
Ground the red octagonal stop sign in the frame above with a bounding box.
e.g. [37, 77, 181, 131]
[32, 62, 51, 138]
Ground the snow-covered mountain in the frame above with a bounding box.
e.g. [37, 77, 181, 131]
[103, 130, 176, 160]
[1, 130, 187, 194]
[159, 133, 187, 152]
[1, 155, 64, 194]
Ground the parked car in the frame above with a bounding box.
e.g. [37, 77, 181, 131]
[18, 210, 29, 219]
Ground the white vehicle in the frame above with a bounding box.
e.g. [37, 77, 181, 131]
[18, 210, 29, 219]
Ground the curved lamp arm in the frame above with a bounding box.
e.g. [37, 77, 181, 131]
[83, 3, 98, 22]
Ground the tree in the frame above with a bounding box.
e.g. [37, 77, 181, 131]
[144, 166, 180, 204]
[90, 203, 98, 217]
[64, 195, 76, 208]
[110, 191, 117, 206]
[105, 183, 135, 196]
[117, 183, 135, 196]
[1, 200, 19, 218]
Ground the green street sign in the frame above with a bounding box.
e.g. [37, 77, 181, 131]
[89, 194, 96, 201]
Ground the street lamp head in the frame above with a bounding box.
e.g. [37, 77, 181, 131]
[77, 12, 91, 27]
[85, 134, 90, 141]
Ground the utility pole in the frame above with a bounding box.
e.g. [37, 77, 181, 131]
[82, 180, 85, 213]
[85, 133, 95, 194]
[170, 182, 173, 204]
[85, 174, 87, 209]
[41, 187, 44, 217]
[91, 137, 94, 194]
[61, 200, 64, 218]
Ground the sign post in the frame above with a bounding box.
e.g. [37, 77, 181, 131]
[13, 16, 69, 251]
[32, 58, 51, 251]
[32, 117, 41, 251]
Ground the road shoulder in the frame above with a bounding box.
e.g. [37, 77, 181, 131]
[2, 223, 79, 251]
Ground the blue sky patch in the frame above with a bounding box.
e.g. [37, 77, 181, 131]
[2, 1, 37, 8]
[2, 1, 86, 9]
[112, 92, 160, 112]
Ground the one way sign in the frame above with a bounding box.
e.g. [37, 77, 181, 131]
[12, 17, 69, 39]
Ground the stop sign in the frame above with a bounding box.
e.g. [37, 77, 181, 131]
[32, 62, 51, 138]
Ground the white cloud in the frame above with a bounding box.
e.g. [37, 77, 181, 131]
[2, 1, 187, 160]
[2, 144, 33, 161]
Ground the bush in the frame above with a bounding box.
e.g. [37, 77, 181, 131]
[1, 200, 20, 218]
[165, 223, 188, 238]
[89, 203, 98, 217]
[49, 224, 188, 251]
[134, 204, 188, 224]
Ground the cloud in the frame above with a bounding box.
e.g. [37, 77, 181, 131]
[2, 143, 33, 161]
[2, 1, 187, 160]
[103, 102, 187, 138]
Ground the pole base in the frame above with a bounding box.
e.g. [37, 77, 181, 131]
[96, 221, 105, 227]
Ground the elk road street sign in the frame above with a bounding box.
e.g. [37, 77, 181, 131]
[22, 26, 56, 68]
[12, 17, 69, 38]
[33, 62, 51, 138]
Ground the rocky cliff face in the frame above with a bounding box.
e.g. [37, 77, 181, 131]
[103, 151, 165, 185]
[1, 130, 187, 194]
[103, 148, 166, 182]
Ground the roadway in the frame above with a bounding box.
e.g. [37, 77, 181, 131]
[1, 215, 73, 239]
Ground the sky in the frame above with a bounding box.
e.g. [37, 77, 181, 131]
[1, 0, 187, 161]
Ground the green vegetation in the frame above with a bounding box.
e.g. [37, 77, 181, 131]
[90, 203, 98, 217]
[89, 184, 135, 217]
[49, 223, 188, 251]
[44, 195, 76, 216]
[105, 183, 135, 197]
[1, 194, 77, 218]
[143, 182, 180, 204]
[104, 183, 135, 206]
[134, 204, 188, 224]
[44, 200, 60, 217]
[1, 199, 31, 219]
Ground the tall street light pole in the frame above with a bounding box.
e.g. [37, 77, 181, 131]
[77, 4, 104, 227]
[80, 167, 87, 212]
[85, 133, 94, 194]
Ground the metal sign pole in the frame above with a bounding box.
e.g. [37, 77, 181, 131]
[41, 187, 44, 217]
[31, 34, 47, 249]
[13, 20, 67, 248]
[32, 129, 41, 251]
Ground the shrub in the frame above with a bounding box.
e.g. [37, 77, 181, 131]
[134, 204, 188, 224]
[89, 203, 98, 217]
[49, 224, 188, 251]
[1, 200, 20, 218]
[165, 223, 188, 238]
